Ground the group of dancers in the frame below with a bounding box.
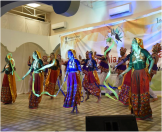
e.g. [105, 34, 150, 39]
[1, 37, 161, 120]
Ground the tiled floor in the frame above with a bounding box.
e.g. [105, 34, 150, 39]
[1, 93, 161, 131]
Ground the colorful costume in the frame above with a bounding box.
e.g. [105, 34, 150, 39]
[94, 46, 110, 94]
[1, 62, 17, 104]
[45, 59, 60, 96]
[63, 59, 82, 108]
[82, 59, 101, 98]
[28, 59, 33, 93]
[129, 38, 153, 120]
[116, 47, 127, 75]
[149, 43, 161, 100]
[118, 54, 131, 105]
[28, 54, 44, 109]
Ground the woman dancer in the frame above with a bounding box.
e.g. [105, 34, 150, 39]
[79, 51, 89, 98]
[94, 46, 111, 95]
[42, 55, 49, 86]
[83, 51, 101, 103]
[149, 43, 161, 102]
[22, 51, 44, 109]
[63, 49, 82, 113]
[1, 54, 17, 104]
[114, 48, 132, 106]
[44, 53, 60, 99]
[27, 56, 34, 93]
[119, 38, 154, 120]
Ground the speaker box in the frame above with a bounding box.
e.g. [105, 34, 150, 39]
[86, 114, 138, 131]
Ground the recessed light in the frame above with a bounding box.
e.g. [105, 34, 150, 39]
[27, 3, 40, 8]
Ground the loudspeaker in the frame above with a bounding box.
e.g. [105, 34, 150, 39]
[86, 114, 138, 131]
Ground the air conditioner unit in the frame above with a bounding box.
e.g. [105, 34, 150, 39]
[52, 22, 67, 30]
[109, 3, 131, 17]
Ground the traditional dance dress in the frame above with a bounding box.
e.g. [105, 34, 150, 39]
[1, 63, 17, 104]
[118, 54, 131, 105]
[63, 59, 82, 108]
[82, 59, 101, 98]
[45, 59, 60, 96]
[129, 49, 153, 120]
[28, 59, 44, 109]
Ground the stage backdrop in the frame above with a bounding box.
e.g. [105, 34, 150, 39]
[60, 11, 162, 94]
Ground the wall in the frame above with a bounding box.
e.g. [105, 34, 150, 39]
[1, 28, 51, 54]
[50, 1, 162, 36]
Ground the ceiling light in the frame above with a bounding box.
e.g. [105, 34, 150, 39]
[27, 3, 40, 8]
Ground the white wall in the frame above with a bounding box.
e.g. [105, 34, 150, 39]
[1, 13, 50, 36]
[1, 28, 51, 54]
[50, 1, 162, 36]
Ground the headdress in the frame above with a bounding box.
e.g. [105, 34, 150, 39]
[152, 43, 161, 53]
[120, 47, 127, 53]
[134, 38, 144, 49]
[35, 50, 41, 59]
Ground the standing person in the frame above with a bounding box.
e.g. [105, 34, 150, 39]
[42, 55, 49, 87]
[94, 46, 111, 95]
[149, 43, 161, 102]
[57, 54, 63, 81]
[119, 38, 154, 120]
[44, 53, 60, 99]
[1, 54, 17, 104]
[83, 51, 101, 103]
[63, 49, 82, 113]
[114, 47, 127, 95]
[22, 51, 44, 109]
[78, 51, 89, 98]
[114, 48, 132, 106]
[27, 56, 34, 94]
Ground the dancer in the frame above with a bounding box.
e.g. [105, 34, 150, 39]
[63, 49, 82, 113]
[83, 51, 101, 103]
[116, 47, 127, 75]
[119, 38, 154, 120]
[94, 46, 111, 95]
[114, 48, 132, 106]
[149, 43, 161, 102]
[27, 56, 34, 93]
[1, 54, 17, 104]
[79, 51, 89, 98]
[22, 51, 44, 109]
[57, 54, 62, 80]
[42, 55, 49, 86]
[44, 53, 60, 99]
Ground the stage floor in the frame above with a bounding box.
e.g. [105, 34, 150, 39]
[1, 93, 161, 131]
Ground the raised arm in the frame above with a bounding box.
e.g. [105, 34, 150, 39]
[38, 59, 55, 71]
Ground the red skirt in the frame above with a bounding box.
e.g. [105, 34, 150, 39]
[130, 69, 152, 120]
[118, 70, 132, 106]
[83, 71, 101, 97]
[63, 72, 81, 108]
[1, 74, 12, 104]
[29, 73, 44, 109]
[44, 69, 58, 95]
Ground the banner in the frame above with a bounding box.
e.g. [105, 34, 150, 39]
[61, 11, 162, 92]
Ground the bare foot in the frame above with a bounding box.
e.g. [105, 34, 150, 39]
[151, 98, 158, 102]
[51, 97, 54, 99]
[96, 97, 101, 103]
[85, 97, 89, 101]
[76, 109, 79, 114]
